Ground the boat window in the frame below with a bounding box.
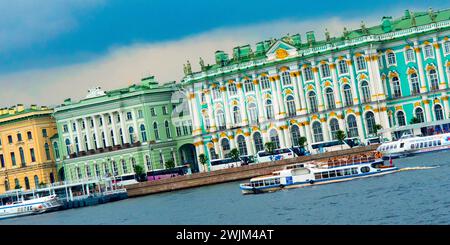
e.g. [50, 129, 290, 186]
[315, 173, 322, 180]
[410, 144, 415, 149]
[336, 169, 344, 176]
[420, 142, 423, 148]
[351, 168, 358, 175]
[433, 141, 437, 146]
[329, 170, 336, 178]
[344, 169, 352, 176]
[360, 166, 370, 173]
[275, 178, 280, 184]
[438, 141, 442, 146]
[415, 143, 419, 149]
[322, 172, 329, 178]
[400, 143, 404, 148]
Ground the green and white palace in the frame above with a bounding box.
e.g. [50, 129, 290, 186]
[181, 9, 450, 166]
[52, 77, 196, 182]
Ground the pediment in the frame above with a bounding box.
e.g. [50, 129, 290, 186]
[266, 40, 298, 61]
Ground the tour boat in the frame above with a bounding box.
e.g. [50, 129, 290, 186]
[239, 152, 397, 194]
[377, 132, 450, 159]
[0, 194, 62, 220]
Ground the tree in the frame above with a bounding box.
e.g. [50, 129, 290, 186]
[373, 124, 383, 135]
[410, 117, 421, 124]
[230, 148, 240, 164]
[165, 159, 175, 169]
[264, 142, 275, 155]
[39, 182, 46, 188]
[133, 165, 146, 182]
[336, 130, 346, 150]
[298, 136, 307, 148]
[198, 154, 209, 172]
[14, 184, 22, 190]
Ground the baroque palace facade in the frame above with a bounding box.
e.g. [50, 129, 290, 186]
[0, 105, 58, 193]
[182, 9, 450, 166]
[52, 77, 195, 182]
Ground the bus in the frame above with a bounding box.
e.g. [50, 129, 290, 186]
[254, 148, 295, 164]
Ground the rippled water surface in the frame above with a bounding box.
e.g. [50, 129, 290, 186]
[2, 151, 449, 224]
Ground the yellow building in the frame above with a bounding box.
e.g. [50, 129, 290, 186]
[0, 104, 58, 194]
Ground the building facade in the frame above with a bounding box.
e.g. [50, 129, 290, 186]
[52, 77, 196, 182]
[0, 105, 58, 194]
[182, 9, 450, 167]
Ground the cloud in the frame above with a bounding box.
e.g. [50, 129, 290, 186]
[0, 11, 392, 107]
[0, 0, 103, 52]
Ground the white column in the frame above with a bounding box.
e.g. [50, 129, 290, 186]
[321, 120, 330, 142]
[245, 134, 254, 156]
[283, 127, 292, 148]
[414, 42, 427, 93]
[356, 113, 365, 140]
[74, 119, 84, 152]
[312, 62, 324, 111]
[83, 118, 93, 150]
[131, 109, 139, 142]
[253, 75, 265, 122]
[304, 123, 313, 150]
[205, 89, 216, 132]
[273, 74, 285, 119]
[290, 71, 302, 115]
[188, 89, 202, 135]
[368, 53, 385, 100]
[119, 112, 129, 144]
[364, 54, 378, 102]
[92, 115, 102, 148]
[222, 84, 233, 129]
[67, 120, 76, 154]
[346, 55, 359, 105]
[433, 40, 447, 89]
[328, 58, 342, 108]
[110, 112, 119, 146]
[101, 114, 111, 147]
[237, 80, 248, 126]
[278, 128, 286, 149]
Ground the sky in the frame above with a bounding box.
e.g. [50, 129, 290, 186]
[0, 0, 448, 107]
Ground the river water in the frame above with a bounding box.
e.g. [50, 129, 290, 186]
[1, 151, 450, 225]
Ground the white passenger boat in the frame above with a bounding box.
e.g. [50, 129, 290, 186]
[377, 132, 450, 159]
[240, 152, 397, 194]
[0, 194, 62, 220]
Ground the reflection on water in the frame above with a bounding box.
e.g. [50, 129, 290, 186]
[2, 151, 450, 225]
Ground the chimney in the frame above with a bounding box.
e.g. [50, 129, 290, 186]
[9, 106, 16, 115]
[17, 104, 25, 112]
[30, 104, 38, 110]
[40, 106, 48, 110]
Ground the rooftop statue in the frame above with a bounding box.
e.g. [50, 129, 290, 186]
[325, 29, 331, 41]
[199, 57, 205, 71]
[184, 60, 192, 75]
[85, 86, 106, 99]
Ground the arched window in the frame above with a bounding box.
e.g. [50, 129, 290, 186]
[53, 142, 60, 159]
[269, 129, 280, 149]
[286, 95, 296, 117]
[74, 137, 80, 153]
[14, 178, 20, 189]
[232, 106, 241, 124]
[415, 108, 425, 123]
[429, 69, 439, 91]
[34, 175, 39, 189]
[131, 157, 137, 171]
[392, 76, 402, 98]
[209, 148, 218, 160]
[347, 115, 359, 138]
[304, 67, 313, 81]
[228, 83, 237, 96]
[387, 52, 396, 65]
[244, 79, 254, 92]
[338, 60, 348, 74]
[24, 177, 30, 190]
[312, 122, 324, 142]
[101, 132, 106, 148]
[145, 155, 152, 171]
[4, 180, 10, 191]
[112, 161, 118, 176]
[260, 76, 270, 90]
[110, 130, 115, 146]
[140, 124, 147, 142]
[65, 139, 71, 155]
[216, 109, 226, 130]
[356, 56, 366, 70]
[410, 73, 420, 95]
[325, 88, 336, 110]
[153, 122, 160, 140]
[212, 86, 221, 100]
[343, 84, 353, 106]
[435, 104, 444, 121]
[365, 111, 376, 135]
[444, 41, 450, 54]
[86, 165, 91, 177]
[221, 138, 231, 157]
[329, 118, 340, 140]
[203, 114, 210, 130]
[128, 126, 135, 144]
[248, 103, 258, 124]
[121, 159, 128, 174]
[119, 129, 124, 145]
[281, 71, 291, 85]
[253, 132, 264, 152]
[396, 111, 406, 126]
[290, 125, 301, 146]
[19, 147, 26, 165]
[321, 63, 330, 77]
[265, 100, 274, 120]
[50, 172, 55, 183]
[27, 131, 33, 140]
[405, 48, 415, 62]
[360, 81, 371, 103]
[308, 91, 318, 113]
[424, 44, 434, 58]
[237, 135, 248, 156]
[165, 121, 172, 138]
[44, 143, 51, 160]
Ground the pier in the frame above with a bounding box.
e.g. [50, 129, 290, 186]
[126, 145, 379, 197]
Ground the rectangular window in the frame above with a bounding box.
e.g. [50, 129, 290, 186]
[11, 152, 16, 166]
[138, 110, 144, 118]
[126, 112, 132, 120]
[0, 154, 4, 168]
[17, 133, 22, 142]
[150, 108, 156, 116]
[162, 106, 168, 115]
[63, 125, 68, 133]
[8, 135, 13, 144]
[176, 126, 182, 137]
[72, 123, 76, 131]
[30, 149, 36, 162]
[42, 129, 48, 137]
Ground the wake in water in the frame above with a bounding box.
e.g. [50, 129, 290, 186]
[397, 166, 439, 172]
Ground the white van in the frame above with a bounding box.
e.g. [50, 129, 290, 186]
[254, 148, 295, 164]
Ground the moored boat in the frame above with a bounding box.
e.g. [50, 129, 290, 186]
[240, 152, 397, 194]
[0, 194, 62, 220]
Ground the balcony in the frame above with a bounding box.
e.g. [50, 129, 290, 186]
[67, 141, 143, 159]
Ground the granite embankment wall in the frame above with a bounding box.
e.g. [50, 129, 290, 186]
[127, 145, 380, 197]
